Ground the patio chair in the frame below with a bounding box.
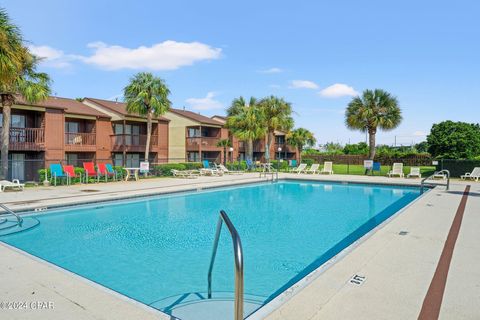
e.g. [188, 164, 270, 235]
[216, 163, 243, 175]
[289, 159, 297, 171]
[246, 159, 256, 171]
[388, 163, 404, 178]
[320, 161, 334, 175]
[83, 162, 99, 183]
[306, 163, 320, 174]
[63, 165, 81, 183]
[0, 179, 25, 192]
[461, 167, 480, 181]
[50, 163, 69, 186]
[98, 163, 116, 182]
[291, 163, 307, 174]
[407, 167, 422, 178]
[171, 169, 199, 179]
[201, 160, 222, 176]
[106, 164, 120, 180]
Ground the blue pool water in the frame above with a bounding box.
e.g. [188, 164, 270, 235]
[1, 180, 421, 318]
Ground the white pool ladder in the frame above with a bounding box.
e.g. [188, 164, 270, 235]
[0, 203, 23, 227]
[207, 210, 244, 320]
[421, 169, 450, 194]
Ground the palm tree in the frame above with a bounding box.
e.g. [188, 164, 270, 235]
[226, 97, 266, 162]
[345, 89, 402, 159]
[216, 139, 232, 165]
[258, 95, 294, 162]
[286, 128, 316, 163]
[123, 72, 171, 162]
[1, 8, 51, 179]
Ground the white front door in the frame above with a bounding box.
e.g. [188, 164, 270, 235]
[11, 153, 25, 181]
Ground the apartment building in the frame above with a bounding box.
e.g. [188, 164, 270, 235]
[211, 115, 298, 162]
[163, 109, 228, 162]
[83, 98, 169, 166]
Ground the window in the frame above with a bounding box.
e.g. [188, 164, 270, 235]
[65, 153, 78, 166]
[275, 135, 285, 144]
[187, 152, 200, 162]
[188, 128, 200, 137]
[125, 153, 140, 167]
[114, 153, 123, 167]
[65, 122, 79, 133]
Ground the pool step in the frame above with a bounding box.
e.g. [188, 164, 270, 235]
[0, 217, 40, 236]
[150, 291, 265, 320]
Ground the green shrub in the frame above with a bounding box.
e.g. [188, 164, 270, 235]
[154, 163, 187, 176]
[270, 160, 289, 171]
[226, 161, 247, 171]
[302, 158, 314, 166]
[184, 162, 203, 170]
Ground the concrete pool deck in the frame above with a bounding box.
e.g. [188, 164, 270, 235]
[0, 173, 478, 319]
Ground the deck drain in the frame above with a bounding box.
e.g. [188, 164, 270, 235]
[349, 274, 366, 286]
[80, 189, 100, 193]
[398, 231, 409, 236]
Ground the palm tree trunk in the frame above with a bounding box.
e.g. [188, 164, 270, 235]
[246, 139, 253, 161]
[368, 128, 376, 160]
[1, 95, 13, 180]
[223, 146, 227, 165]
[265, 132, 272, 162]
[145, 110, 152, 163]
[298, 144, 303, 163]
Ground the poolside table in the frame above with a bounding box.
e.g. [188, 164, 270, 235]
[123, 168, 140, 181]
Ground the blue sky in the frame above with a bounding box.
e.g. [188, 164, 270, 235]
[4, 0, 479, 146]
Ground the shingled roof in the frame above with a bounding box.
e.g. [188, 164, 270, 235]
[169, 108, 224, 126]
[84, 97, 170, 122]
[14, 96, 110, 118]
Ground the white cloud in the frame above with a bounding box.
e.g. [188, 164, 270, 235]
[186, 92, 223, 110]
[258, 67, 283, 74]
[28, 45, 78, 68]
[82, 41, 221, 70]
[319, 83, 359, 98]
[290, 80, 319, 90]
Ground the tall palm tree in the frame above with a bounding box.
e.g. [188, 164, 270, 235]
[226, 97, 266, 162]
[216, 138, 232, 165]
[286, 128, 316, 163]
[345, 89, 402, 159]
[258, 95, 294, 162]
[0, 8, 51, 179]
[123, 72, 171, 162]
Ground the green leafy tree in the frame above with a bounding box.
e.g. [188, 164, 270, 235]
[345, 89, 402, 159]
[426, 121, 480, 159]
[343, 142, 369, 155]
[287, 128, 316, 162]
[0, 8, 51, 179]
[323, 142, 344, 154]
[216, 138, 232, 165]
[226, 97, 266, 162]
[414, 141, 429, 153]
[123, 72, 171, 161]
[258, 95, 294, 162]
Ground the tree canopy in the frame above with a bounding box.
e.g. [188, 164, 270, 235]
[427, 121, 480, 159]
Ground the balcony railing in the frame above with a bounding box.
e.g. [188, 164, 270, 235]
[186, 136, 221, 149]
[65, 132, 96, 151]
[0, 127, 45, 151]
[238, 140, 265, 152]
[111, 134, 158, 152]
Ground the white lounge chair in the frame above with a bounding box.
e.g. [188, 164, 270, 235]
[388, 163, 404, 178]
[291, 163, 307, 174]
[171, 169, 199, 179]
[306, 163, 320, 174]
[0, 179, 25, 192]
[461, 167, 480, 181]
[407, 167, 422, 178]
[216, 164, 243, 175]
[433, 171, 447, 180]
[320, 162, 334, 175]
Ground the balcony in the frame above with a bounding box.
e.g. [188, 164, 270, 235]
[275, 143, 296, 153]
[186, 136, 221, 151]
[111, 134, 158, 152]
[1, 127, 45, 151]
[238, 140, 266, 153]
[65, 132, 96, 152]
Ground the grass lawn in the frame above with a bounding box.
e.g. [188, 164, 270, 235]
[281, 164, 436, 177]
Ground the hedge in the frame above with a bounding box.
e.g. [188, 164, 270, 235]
[436, 159, 480, 178]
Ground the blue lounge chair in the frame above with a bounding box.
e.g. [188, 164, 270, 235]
[246, 159, 256, 171]
[105, 164, 118, 180]
[289, 160, 297, 171]
[49, 163, 69, 186]
[203, 160, 210, 168]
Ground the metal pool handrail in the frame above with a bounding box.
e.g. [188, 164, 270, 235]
[207, 210, 244, 320]
[0, 203, 23, 227]
[421, 169, 450, 193]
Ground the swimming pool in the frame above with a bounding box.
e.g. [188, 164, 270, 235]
[1, 180, 422, 319]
